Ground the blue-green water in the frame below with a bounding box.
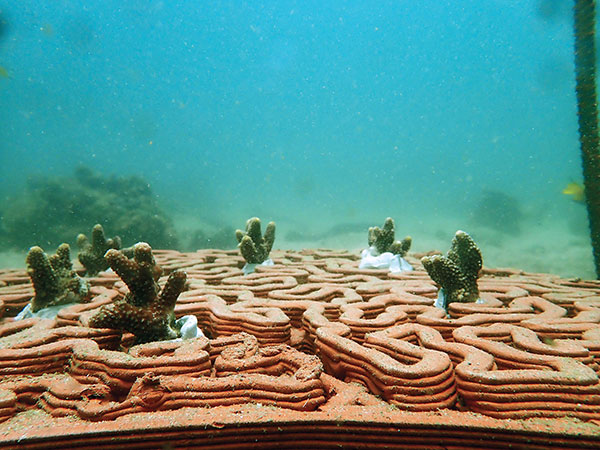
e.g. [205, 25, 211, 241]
[0, 0, 594, 278]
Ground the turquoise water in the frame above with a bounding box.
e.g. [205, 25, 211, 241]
[0, 1, 594, 278]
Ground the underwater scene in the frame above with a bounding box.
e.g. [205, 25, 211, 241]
[5, 2, 600, 447]
[0, 0, 593, 279]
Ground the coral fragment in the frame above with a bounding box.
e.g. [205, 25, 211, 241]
[77, 224, 122, 276]
[235, 217, 276, 264]
[26, 244, 91, 312]
[421, 230, 482, 307]
[88, 242, 186, 344]
[368, 217, 411, 256]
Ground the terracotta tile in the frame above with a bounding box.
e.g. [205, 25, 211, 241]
[315, 321, 457, 411]
[220, 273, 298, 296]
[2, 248, 600, 446]
[175, 294, 291, 344]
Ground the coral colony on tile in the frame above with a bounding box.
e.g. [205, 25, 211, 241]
[88, 242, 187, 344]
[367, 217, 412, 257]
[235, 217, 276, 264]
[76, 223, 124, 276]
[422, 230, 483, 310]
[26, 243, 91, 312]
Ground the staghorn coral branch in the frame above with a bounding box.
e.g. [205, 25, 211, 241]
[367, 217, 411, 256]
[235, 217, 276, 264]
[89, 243, 186, 344]
[26, 244, 90, 313]
[422, 230, 482, 308]
[77, 224, 122, 276]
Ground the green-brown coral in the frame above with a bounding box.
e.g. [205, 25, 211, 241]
[26, 243, 91, 313]
[88, 242, 187, 344]
[368, 217, 412, 256]
[77, 224, 122, 276]
[235, 217, 276, 264]
[421, 230, 482, 308]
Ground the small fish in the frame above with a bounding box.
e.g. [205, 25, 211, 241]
[0, 65, 9, 78]
[562, 182, 585, 203]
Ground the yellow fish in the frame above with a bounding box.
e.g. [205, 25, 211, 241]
[0, 66, 9, 79]
[562, 182, 585, 203]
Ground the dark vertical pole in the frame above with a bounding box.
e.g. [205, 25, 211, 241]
[574, 0, 600, 278]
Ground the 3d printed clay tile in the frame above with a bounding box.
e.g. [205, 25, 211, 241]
[56, 289, 119, 326]
[214, 341, 322, 381]
[0, 373, 79, 411]
[521, 307, 600, 342]
[572, 295, 600, 310]
[0, 269, 29, 285]
[307, 272, 380, 287]
[0, 389, 16, 423]
[206, 331, 260, 360]
[5, 319, 88, 347]
[0, 317, 52, 342]
[452, 324, 600, 419]
[416, 296, 567, 340]
[195, 248, 239, 260]
[0, 340, 71, 376]
[556, 277, 600, 289]
[179, 285, 251, 304]
[456, 323, 594, 369]
[0, 319, 123, 376]
[300, 248, 359, 260]
[253, 264, 312, 283]
[315, 321, 456, 410]
[325, 262, 391, 278]
[36, 332, 326, 422]
[175, 294, 291, 344]
[268, 283, 362, 304]
[338, 296, 409, 344]
[302, 305, 351, 352]
[153, 250, 207, 272]
[40, 371, 326, 422]
[234, 295, 317, 332]
[582, 327, 600, 373]
[543, 289, 600, 313]
[261, 283, 365, 326]
[84, 270, 120, 288]
[383, 288, 436, 306]
[355, 279, 438, 299]
[3, 248, 600, 446]
[476, 284, 530, 304]
[0, 283, 34, 315]
[185, 265, 244, 285]
[68, 338, 212, 394]
[221, 273, 298, 296]
[186, 256, 239, 269]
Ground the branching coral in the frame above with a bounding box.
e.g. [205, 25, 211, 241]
[235, 217, 276, 264]
[26, 244, 91, 313]
[421, 230, 482, 309]
[88, 242, 187, 344]
[368, 218, 412, 256]
[77, 224, 122, 276]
